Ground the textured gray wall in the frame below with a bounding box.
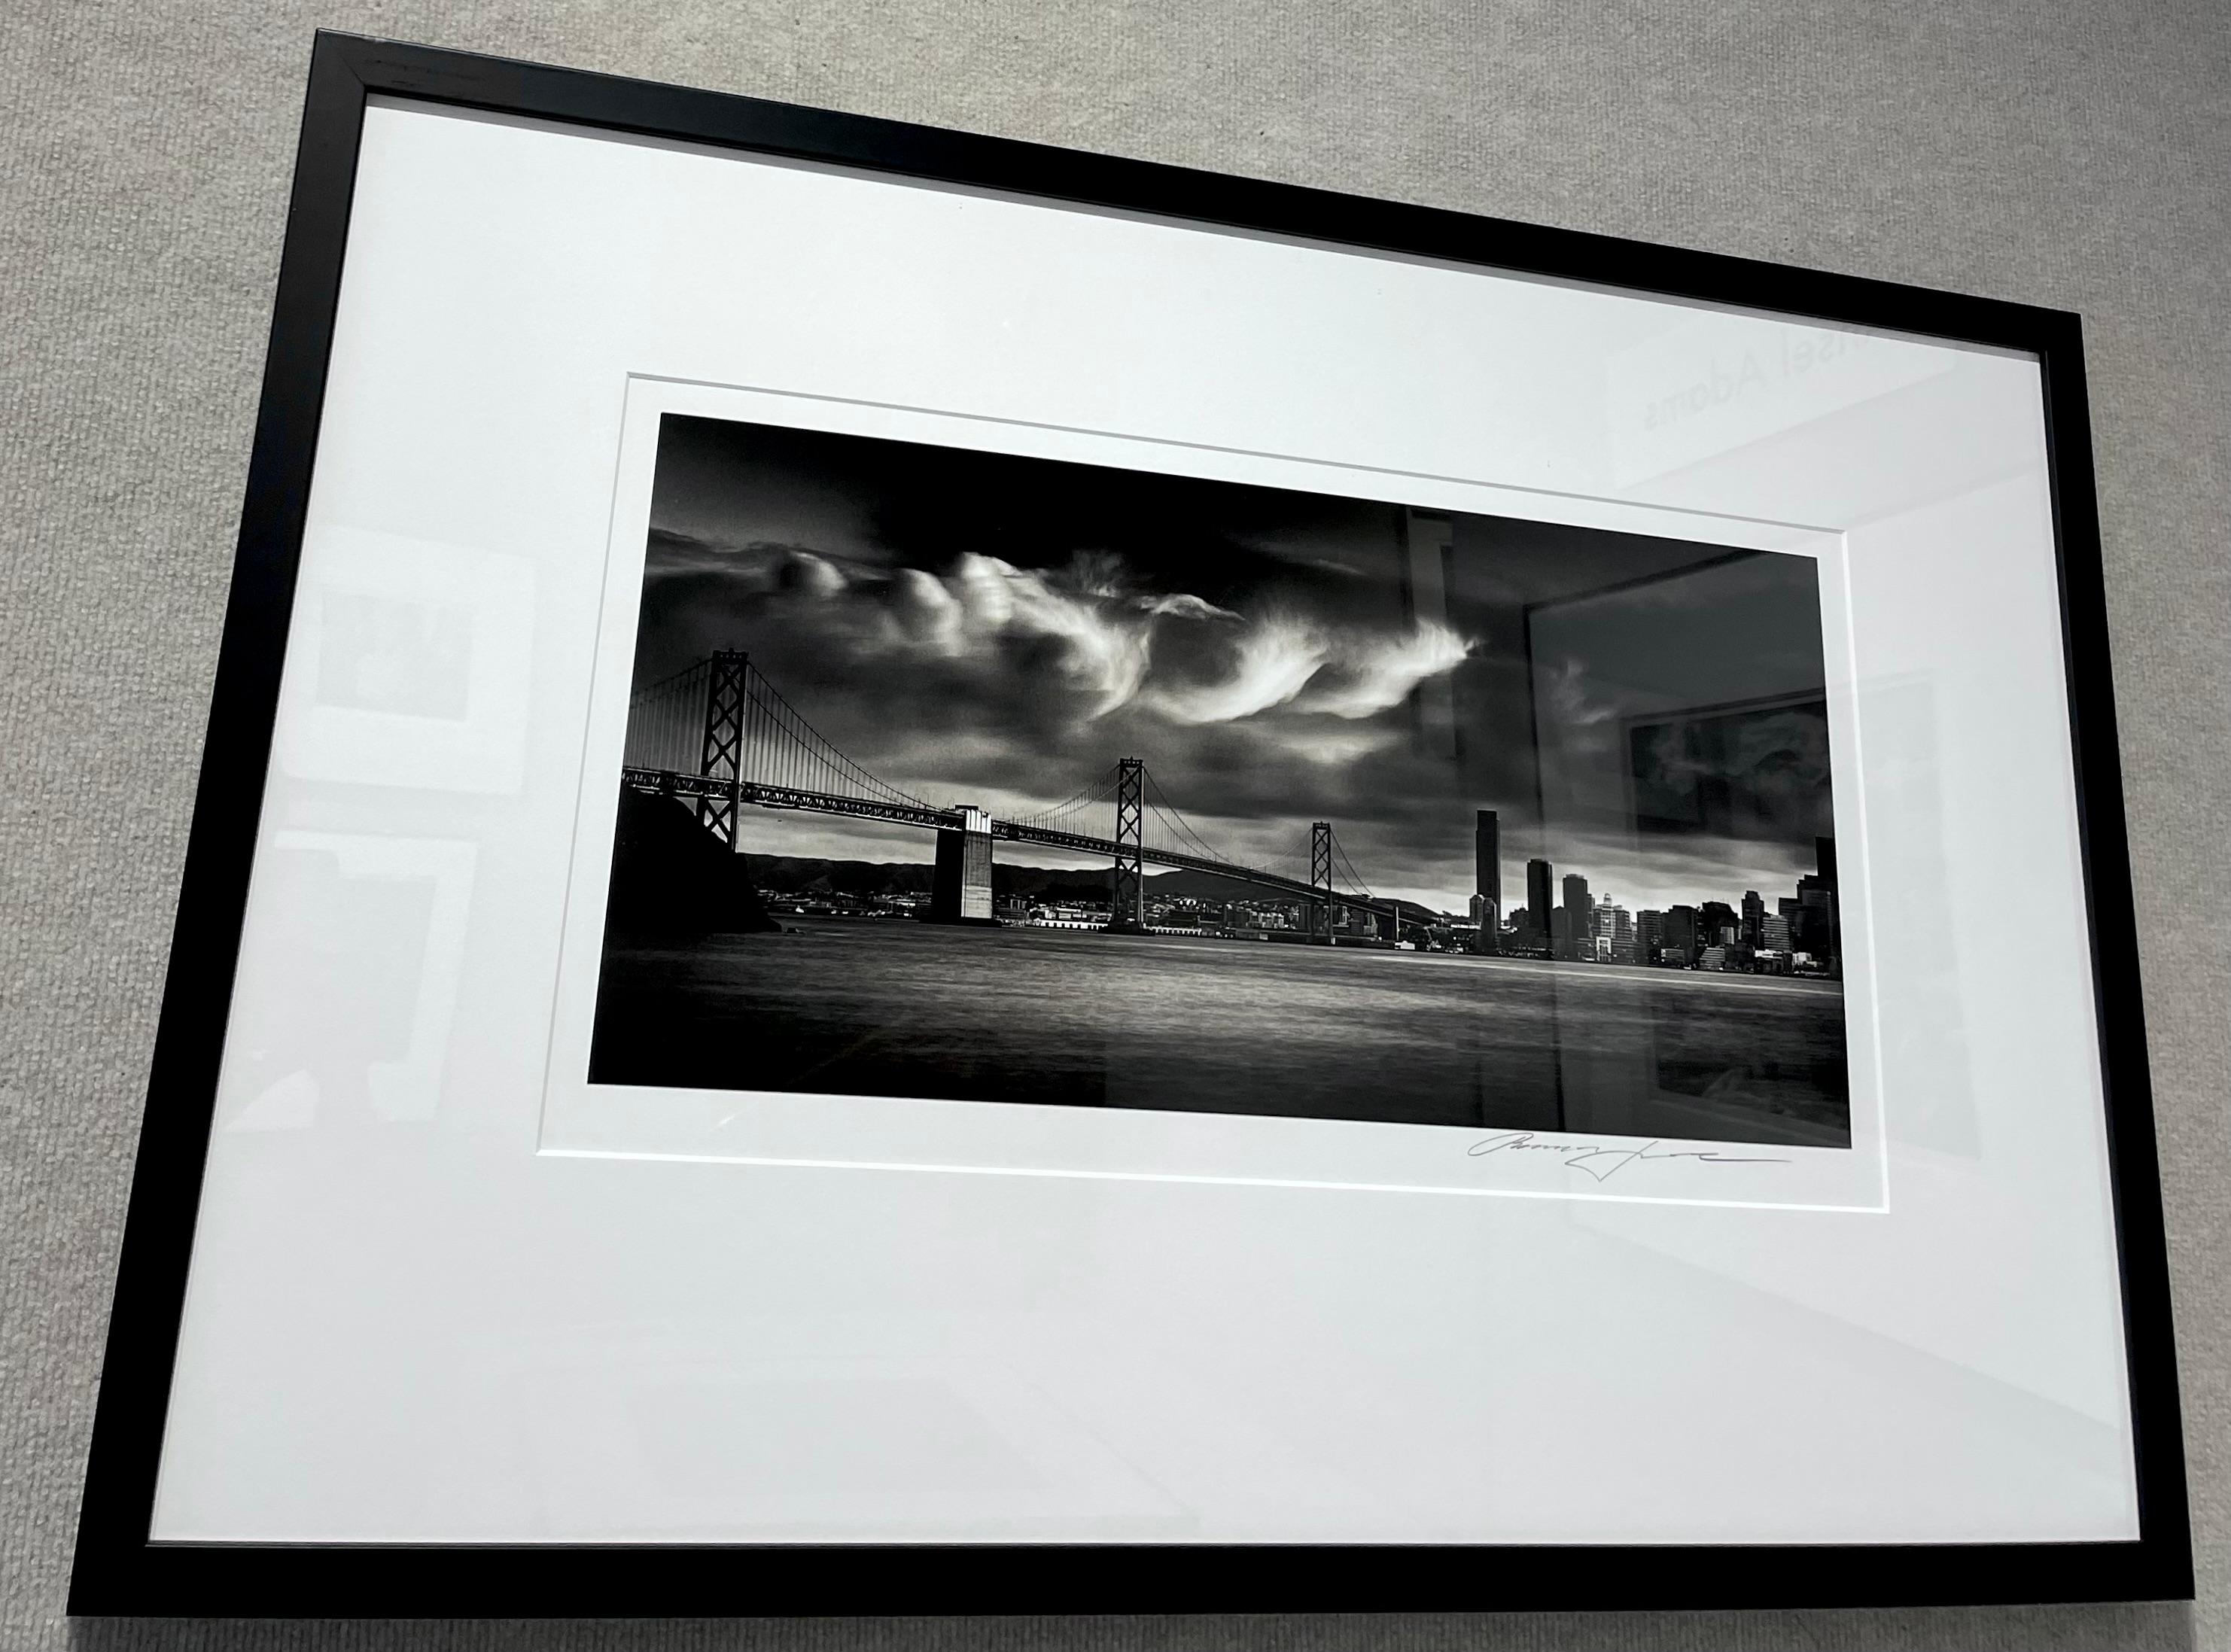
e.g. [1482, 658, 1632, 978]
[4, 0, 2226, 1647]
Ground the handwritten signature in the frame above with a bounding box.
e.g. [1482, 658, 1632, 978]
[1467, 1130, 1788, 1182]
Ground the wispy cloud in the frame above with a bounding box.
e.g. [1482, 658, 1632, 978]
[678, 542, 1470, 732]
[1301, 620, 1472, 719]
[1145, 612, 1326, 724]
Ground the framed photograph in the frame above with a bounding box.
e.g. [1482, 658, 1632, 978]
[70, 32, 2189, 1614]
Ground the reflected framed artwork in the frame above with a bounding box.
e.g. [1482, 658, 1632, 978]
[71, 32, 2189, 1615]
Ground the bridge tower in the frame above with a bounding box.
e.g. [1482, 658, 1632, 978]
[1310, 820, 1334, 944]
[698, 650, 750, 846]
[1107, 757, 1146, 933]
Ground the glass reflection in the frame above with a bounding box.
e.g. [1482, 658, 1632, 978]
[585, 418, 1853, 1151]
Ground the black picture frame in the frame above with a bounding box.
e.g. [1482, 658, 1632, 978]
[68, 29, 2190, 1617]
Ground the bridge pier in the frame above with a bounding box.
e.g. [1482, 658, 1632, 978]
[925, 806, 997, 926]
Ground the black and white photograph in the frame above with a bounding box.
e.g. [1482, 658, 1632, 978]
[589, 415, 1850, 1150]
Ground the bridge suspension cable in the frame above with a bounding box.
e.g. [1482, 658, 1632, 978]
[1140, 769, 1246, 870]
[735, 659, 930, 810]
[623, 653, 931, 812]
[623, 659, 714, 775]
[1331, 832, 1375, 902]
[1009, 765, 1123, 834]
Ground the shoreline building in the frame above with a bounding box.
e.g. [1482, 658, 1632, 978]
[1561, 872, 1592, 963]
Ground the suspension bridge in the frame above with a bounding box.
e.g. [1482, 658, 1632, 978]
[619, 651, 1405, 941]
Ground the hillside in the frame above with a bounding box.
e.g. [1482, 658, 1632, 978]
[609, 794, 781, 936]
[741, 852, 1453, 922]
[743, 853, 1112, 904]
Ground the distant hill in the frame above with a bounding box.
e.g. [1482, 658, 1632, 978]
[741, 852, 1457, 923]
[743, 854, 1289, 905]
[1120, 866, 1301, 903]
[742, 853, 1109, 904]
[742, 855, 931, 899]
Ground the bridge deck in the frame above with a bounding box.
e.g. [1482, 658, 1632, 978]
[620, 768, 1398, 920]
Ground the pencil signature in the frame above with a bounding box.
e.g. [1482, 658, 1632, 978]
[1466, 1130, 1788, 1182]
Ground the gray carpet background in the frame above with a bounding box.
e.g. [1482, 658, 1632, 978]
[3, 1, 2226, 1647]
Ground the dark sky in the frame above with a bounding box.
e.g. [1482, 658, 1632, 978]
[632, 415, 1835, 915]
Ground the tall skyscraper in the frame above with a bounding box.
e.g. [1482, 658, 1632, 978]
[1474, 811, 1501, 914]
[1525, 858, 1553, 952]
[1473, 810, 1501, 954]
[1664, 905, 1699, 966]
[1795, 881, 1837, 969]
[1562, 873, 1592, 962]
[1796, 838, 1840, 973]
[1741, 890, 1766, 949]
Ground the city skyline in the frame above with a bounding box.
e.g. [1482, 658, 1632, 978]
[729, 834, 1842, 981]
[759, 839, 1838, 949]
[744, 841, 1832, 939]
